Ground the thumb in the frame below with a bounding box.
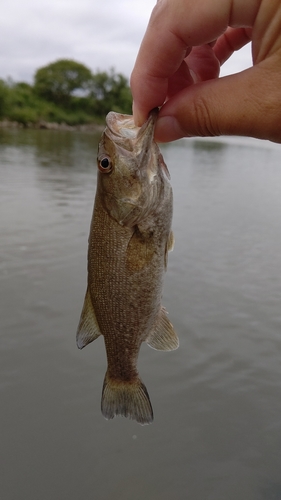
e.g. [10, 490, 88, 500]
[155, 62, 281, 144]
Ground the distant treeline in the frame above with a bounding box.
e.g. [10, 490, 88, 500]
[0, 59, 132, 126]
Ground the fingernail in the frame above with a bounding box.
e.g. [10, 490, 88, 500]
[132, 101, 143, 127]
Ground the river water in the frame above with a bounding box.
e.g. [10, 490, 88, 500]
[1, 127, 281, 500]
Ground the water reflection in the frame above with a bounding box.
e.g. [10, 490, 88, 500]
[33, 129, 100, 169]
[192, 139, 226, 152]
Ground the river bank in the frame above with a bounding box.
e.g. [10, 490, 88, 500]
[0, 119, 105, 132]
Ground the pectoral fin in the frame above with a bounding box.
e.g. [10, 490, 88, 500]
[146, 307, 179, 351]
[76, 288, 101, 349]
[126, 226, 155, 272]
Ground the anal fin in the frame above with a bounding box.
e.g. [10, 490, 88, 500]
[146, 307, 179, 351]
[76, 288, 101, 349]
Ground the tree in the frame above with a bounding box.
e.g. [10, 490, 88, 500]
[90, 69, 132, 115]
[34, 59, 93, 105]
[0, 79, 9, 118]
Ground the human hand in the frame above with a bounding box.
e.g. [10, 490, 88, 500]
[130, 0, 281, 143]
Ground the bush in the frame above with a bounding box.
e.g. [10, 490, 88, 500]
[8, 106, 39, 125]
[0, 79, 9, 118]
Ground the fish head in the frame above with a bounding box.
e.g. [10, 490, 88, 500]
[96, 110, 171, 227]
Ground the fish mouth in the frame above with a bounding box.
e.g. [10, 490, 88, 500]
[134, 109, 159, 177]
[135, 108, 158, 146]
[106, 113, 137, 142]
[104, 109, 163, 183]
[105, 109, 158, 153]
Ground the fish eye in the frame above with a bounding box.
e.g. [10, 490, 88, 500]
[98, 156, 112, 173]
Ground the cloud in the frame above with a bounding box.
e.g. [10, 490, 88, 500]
[0, 0, 155, 82]
[1, 0, 252, 84]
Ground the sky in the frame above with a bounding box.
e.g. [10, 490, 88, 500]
[1, 0, 252, 84]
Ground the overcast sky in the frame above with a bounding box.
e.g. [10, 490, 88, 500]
[1, 0, 252, 84]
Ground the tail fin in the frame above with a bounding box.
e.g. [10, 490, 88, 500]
[101, 372, 153, 425]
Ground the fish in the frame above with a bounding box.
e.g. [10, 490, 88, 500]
[76, 109, 179, 425]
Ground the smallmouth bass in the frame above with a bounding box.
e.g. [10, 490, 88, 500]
[76, 109, 178, 425]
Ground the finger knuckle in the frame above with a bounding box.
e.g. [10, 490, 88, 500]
[190, 92, 220, 137]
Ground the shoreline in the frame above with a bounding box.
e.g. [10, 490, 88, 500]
[0, 119, 105, 132]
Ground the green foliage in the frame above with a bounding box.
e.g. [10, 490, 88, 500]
[90, 69, 132, 115]
[0, 61, 132, 126]
[34, 59, 93, 105]
[5, 81, 48, 125]
[0, 79, 9, 118]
